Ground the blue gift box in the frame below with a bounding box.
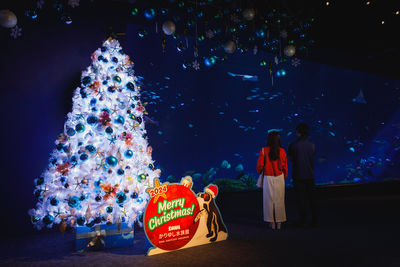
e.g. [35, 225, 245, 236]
[75, 222, 134, 252]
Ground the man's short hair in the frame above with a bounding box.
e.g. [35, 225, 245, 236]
[296, 123, 309, 137]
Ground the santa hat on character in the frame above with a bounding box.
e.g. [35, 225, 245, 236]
[205, 184, 218, 198]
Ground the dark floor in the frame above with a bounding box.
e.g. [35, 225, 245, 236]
[1, 183, 399, 267]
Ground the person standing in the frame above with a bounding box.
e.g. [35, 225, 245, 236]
[256, 131, 288, 230]
[288, 123, 318, 227]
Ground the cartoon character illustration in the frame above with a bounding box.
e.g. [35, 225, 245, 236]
[194, 184, 227, 242]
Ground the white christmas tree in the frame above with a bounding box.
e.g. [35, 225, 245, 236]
[29, 38, 160, 230]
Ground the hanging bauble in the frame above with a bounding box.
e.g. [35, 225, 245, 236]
[130, 192, 138, 199]
[131, 8, 139, 15]
[113, 76, 121, 83]
[136, 116, 142, 124]
[137, 197, 144, 204]
[106, 156, 118, 167]
[144, 8, 156, 19]
[137, 173, 147, 182]
[116, 192, 127, 205]
[255, 29, 265, 38]
[0, 10, 17, 28]
[77, 216, 86, 226]
[80, 153, 89, 161]
[125, 150, 133, 158]
[176, 42, 185, 52]
[283, 45, 296, 57]
[95, 195, 102, 202]
[138, 28, 148, 38]
[36, 176, 44, 185]
[259, 59, 267, 67]
[70, 155, 77, 164]
[31, 216, 40, 224]
[85, 145, 96, 154]
[75, 123, 85, 133]
[82, 76, 91, 86]
[86, 115, 98, 125]
[50, 198, 59, 206]
[126, 82, 135, 91]
[68, 196, 80, 208]
[162, 20, 176, 35]
[25, 9, 38, 20]
[61, 14, 72, 24]
[275, 69, 287, 77]
[204, 56, 216, 67]
[115, 115, 125, 124]
[242, 8, 255, 21]
[66, 127, 76, 136]
[117, 169, 124, 175]
[106, 206, 113, 213]
[224, 41, 236, 54]
[105, 127, 113, 134]
[42, 214, 54, 225]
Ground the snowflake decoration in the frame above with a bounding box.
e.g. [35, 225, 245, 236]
[205, 29, 214, 39]
[36, 0, 45, 9]
[127, 66, 135, 77]
[10, 25, 22, 39]
[253, 45, 258, 55]
[68, 0, 80, 8]
[274, 56, 279, 65]
[192, 60, 200, 71]
[291, 58, 301, 67]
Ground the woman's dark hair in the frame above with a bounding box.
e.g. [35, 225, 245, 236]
[296, 123, 309, 138]
[267, 131, 281, 161]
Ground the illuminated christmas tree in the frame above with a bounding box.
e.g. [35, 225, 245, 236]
[29, 38, 160, 230]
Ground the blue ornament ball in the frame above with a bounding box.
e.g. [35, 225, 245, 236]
[31, 216, 40, 224]
[137, 197, 143, 204]
[66, 128, 76, 136]
[106, 156, 118, 167]
[116, 192, 127, 205]
[125, 150, 133, 158]
[42, 214, 54, 225]
[105, 127, 113, 134]
[68, 196, 80, 208]
[75, 123, 85, 133]
[87, 115, 98, 125]
[77, 216, 86, 226]
[80, 154, 88, 161]
[82, 76, 92, 86]
[85, 145, 96, 154]
[126, 82, 135, 91]
[115, 115, 125, 125]
[113, 76, 121, 83]
[144, 8, 156, 19]
[117, 169, 124, 175]
[50, 198, 59, 206]
[106, 206, 113, 213]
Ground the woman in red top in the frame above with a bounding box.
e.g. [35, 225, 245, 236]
[256, 131, 288, 229]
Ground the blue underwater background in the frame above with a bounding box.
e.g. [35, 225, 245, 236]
[122, 24, 400, 191]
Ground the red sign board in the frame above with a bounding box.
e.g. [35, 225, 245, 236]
[144, 177, 228, 255]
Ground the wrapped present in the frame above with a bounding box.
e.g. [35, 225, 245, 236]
[75, 222, 134, 252]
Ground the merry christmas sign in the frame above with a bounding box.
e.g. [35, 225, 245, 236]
[144, 177, 228, 255]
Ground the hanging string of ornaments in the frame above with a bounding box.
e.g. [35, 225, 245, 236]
[1, 0, 398, 69]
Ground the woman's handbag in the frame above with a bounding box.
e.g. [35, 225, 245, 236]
[256, 148, 265, 188]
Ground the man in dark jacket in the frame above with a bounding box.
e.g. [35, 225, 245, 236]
[288, 123, 318, 227]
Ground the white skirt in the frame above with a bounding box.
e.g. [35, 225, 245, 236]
[263, 174, 286, 223]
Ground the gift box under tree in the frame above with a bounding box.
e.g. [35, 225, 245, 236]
[76, 222, 134, 252]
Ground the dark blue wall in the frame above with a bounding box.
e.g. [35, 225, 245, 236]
[1, 1, 399, 237]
